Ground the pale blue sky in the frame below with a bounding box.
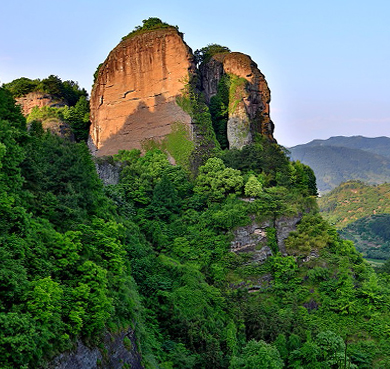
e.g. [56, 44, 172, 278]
[1, 0, 389, 147]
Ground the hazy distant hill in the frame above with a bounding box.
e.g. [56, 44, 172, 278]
[318, 181, 390, 259]
[289, 136, 390, 193]
[296, 135, 390, 159]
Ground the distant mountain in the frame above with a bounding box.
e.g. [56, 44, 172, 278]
[295, 135, 390, 159]
[288, 136, 390, 193]
[318, 181, 390, 259]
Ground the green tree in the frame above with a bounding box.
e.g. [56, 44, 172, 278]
[194, 44, 231, 65]
[194, 157, 243, 201]
[3, 77, 39, 97]
[244, 174, 263, 197]
[230, 339, 284, 369]
[61, 96, 90, 141]
[147, 174, 181, 220]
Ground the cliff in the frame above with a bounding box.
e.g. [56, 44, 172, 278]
[50, 328, 143, 369]
[90, 24, 275, 157]
[90, 27, 194, 156]
[15, 91, 67, 116]
[200, 52, 275, 149]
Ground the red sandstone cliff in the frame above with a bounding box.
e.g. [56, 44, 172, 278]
[15, 92, 67, 116]
[90, 28, 195, 156]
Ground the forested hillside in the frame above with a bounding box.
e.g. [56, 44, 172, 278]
[319, 181, 390, 260]
[2, 86, 390, 368]
[340, 214, 390, 260]
[289, 136, 390, 193]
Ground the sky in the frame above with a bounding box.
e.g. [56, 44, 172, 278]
[1, 0, 389, 147]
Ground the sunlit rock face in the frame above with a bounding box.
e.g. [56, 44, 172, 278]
[90, 28, 195, 156]
[16, 92, 67, 116]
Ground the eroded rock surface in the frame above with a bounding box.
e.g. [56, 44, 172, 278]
[200, 52, 275, 149]
[50, 328, 143, 369]
[90, 28, 194, 156]
[16, 92, 67, 116]
[231, 213, 303, 263]
[94, 159, 121, 185]
[230, 219, 271, 263]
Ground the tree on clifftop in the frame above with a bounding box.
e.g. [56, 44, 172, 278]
[194, 44, 231, 65]
[122, 17, 179, 40]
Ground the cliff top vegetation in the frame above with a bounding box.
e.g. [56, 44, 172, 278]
[194, 44, 231, 65]
[121, 17, 180, 41]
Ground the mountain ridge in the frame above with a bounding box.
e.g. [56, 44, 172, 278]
[288, 135, 390, 193]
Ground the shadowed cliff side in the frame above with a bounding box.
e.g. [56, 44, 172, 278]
[200, 52, 275, 149]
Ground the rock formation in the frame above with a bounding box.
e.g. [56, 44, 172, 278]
[90, 27, 195, 156]
[49, 327, 143, 369]
[90, 24, 275, 157]
[16, 91, 67, 116]
[200, 52, 275, 149]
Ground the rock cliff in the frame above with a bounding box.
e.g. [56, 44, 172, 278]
[50, 328, 143, 369]
[230, 213, 302, 263]
[16, 91, 67, 116]
[200, 52, 275, 149]
[90, 27, 194, 156]
[90, 24, 276, 157]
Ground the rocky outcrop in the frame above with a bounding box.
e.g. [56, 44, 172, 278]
[94, 159, 121, 185]
[275, 215, 302, 255]
[200, 52, 275, 149]
[90, 25, 276, 157]
[38, 118, 75, 141]
[230, 219, 273, 263]
[16, 92, 67, 116]
[90, 28, 194, 156]
[231, 213, 303, 263]
[49, 328, 143, 369]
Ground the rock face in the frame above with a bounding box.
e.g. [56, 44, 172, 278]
[90, 28, 194, 156]
[94, 159, 121, 185]
[39, 118, 75, 141]
[230, 218, 272, 263]
[200, 52, 275, 149]
[231, 213, 303, 263]
[49, 328, 143, 369]
[15, 92, 67, 116]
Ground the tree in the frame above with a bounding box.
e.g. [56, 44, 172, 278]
[292, 160, 318, 196]
[3, 77, 38, 97]
[61, 96, 90, 141]
[147, 174, 181, 220]
[244, 175, 263, 197]
[194, 44, 231, 65]
[194, 157, 243, 201]
[230, 339, 284, 369]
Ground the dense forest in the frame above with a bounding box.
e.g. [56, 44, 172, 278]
[2, 83, 390, 369]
